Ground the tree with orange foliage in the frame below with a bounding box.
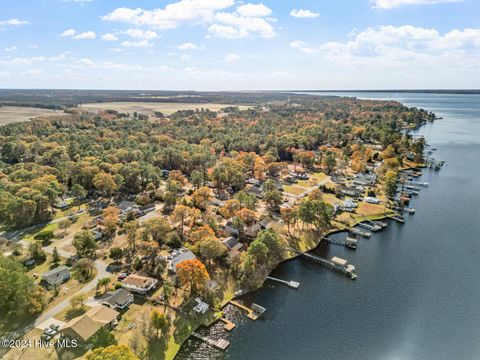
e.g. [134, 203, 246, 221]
[176, 259, 210, 294]
[253, 157, 266, 181]
[191, 186, 211, 210]
[169, 170, 186, 185]
[219, 199, 241, 219]
[190, 224, 216, 243]
[235, 208, 257, 226]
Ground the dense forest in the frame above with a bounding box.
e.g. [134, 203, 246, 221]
[0, 95, 433, 228]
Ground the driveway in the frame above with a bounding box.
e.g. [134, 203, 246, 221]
[33, 259, 108, 326]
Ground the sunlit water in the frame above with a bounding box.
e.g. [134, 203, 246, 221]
[176, 92, 480, 360]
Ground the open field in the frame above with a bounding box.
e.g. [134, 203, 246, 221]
[0, 106, 62, 125]
[80, 102, 251, 116]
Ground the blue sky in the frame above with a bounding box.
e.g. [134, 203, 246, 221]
[0, 0, 479, 90]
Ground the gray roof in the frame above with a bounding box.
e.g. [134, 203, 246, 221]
[102, 288, 133, 308]
[117, 200, 137, 211]
[224, 225, 239, 237]
[42, 265, 70, 285]
[222, 236, 239, 250]
[139, 203, 156, 212]
[171, 250, 197, 269]
[247, 186, 263, 195]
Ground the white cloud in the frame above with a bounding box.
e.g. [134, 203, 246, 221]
[290, 40, 320, 54]
[74, 31, 96, 40]
[370, 0, 462, 9]
[236, 3, 272, 17]
[61, 29, 96, 39]
[123, 29, 159, 40]
[0, 71, 11, 76]
[102, 33, 118, 41]
[102, 0, 235, 29]
[102, 0, 274, 39]
[178, 42, 201, 50]
[4, 46, 18, 52]
[290, 9, 320, 18]
[0, 18, 29, 27]
[291, 25, 480, 74]
[208, 7, 275, 39]
[180, 54, 192, 60]
[109, 48, 123, 52]
[121, 39, 154, 48]
[61, 28, 77, 37]
[224, 53, 240, 62]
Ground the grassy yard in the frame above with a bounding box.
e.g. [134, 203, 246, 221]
[284, 185, 305, 196]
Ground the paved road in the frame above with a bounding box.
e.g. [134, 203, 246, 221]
[33, 258, 108, 326]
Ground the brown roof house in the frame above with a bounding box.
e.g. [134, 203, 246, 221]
[121, 274, 158, 294]
[60, 305, 119, 343]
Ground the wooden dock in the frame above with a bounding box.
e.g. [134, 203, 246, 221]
[229, 301, 260, 320]
[219, 317, 236, 331]
[191, 331, 230, 350]
[321, 236, 357, 250]
[266, 276, 300, 289]
[288, 247, 357, 280]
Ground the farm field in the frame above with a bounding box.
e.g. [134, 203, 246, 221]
[79, 101, 251, 115]
[0, 106, 62, 125]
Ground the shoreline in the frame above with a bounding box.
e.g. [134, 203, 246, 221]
[171, 135, 431, 359]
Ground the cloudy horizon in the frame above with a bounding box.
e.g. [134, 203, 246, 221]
[0, 0, 479, 90]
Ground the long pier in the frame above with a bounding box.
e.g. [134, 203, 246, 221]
[191, 332, 230, 350]
[288, 247, 357, 280]
[321, 236, 357, 250]
[266, 276, 300, 289]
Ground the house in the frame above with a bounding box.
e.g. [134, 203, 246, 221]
[121, 274, 158, 294]
[101, 288, 134, 310]
[193, 297, 209, 314]
[117, 200, 138, 214]
[364, 197, 381, 204]
[60, 305, 119, 343]
[246, 185, 264, 199]
[353, 173, 377, 186]
[244, 223, 262, 238]
[42, 266, 70, 288]
[259, 217, 272, 229]
[224, 224, 239, 238]
[139, 203, 156, 214]
[222, 236, 244, 253]
[341, 199, 358, 212]
[210, 199, 225, 207]
[246, 178, 261, 186]
[168, 250, 197, 273]
[338, 186, 363, 198]
[91, 229, 103, 241]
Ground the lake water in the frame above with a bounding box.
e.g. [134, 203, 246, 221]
[176, 92, 480, 360]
